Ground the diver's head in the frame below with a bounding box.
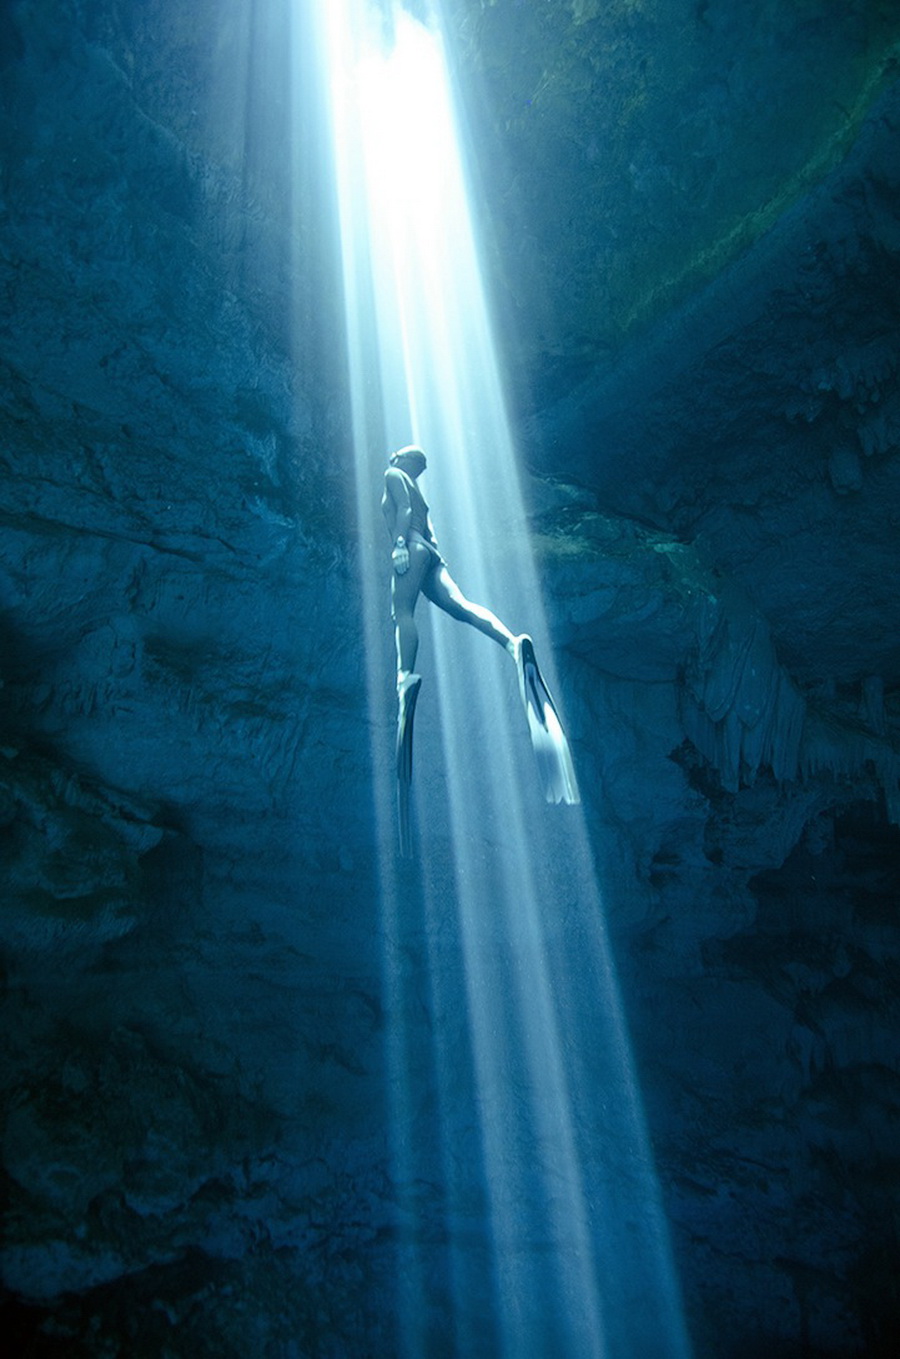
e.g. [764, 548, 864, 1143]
[390, 445, 427, 478]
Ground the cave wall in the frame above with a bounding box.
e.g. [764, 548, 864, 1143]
[1, 0, 900, 1356]
[1, 2, 398, 1351]
[541, 525, 900, 1354]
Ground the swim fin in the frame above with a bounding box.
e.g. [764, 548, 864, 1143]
[514, 636, 580, 805]
[396, 671, 422, 856]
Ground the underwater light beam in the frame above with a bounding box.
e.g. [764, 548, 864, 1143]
[314, 2, 693, 1355]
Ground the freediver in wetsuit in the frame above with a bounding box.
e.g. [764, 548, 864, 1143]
[382, 444, 578, 854]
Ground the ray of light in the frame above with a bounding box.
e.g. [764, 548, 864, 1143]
[313, 2, 693, 1354]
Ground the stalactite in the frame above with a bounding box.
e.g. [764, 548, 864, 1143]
[681, 576, 806, 793]
[800, 709, 900, 825]
[680, 578, 900, 820]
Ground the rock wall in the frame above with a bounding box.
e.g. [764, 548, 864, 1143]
[535, 500, 900, 1353]
[1, 3, 396, 1351]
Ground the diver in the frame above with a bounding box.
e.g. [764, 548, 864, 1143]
[382, 444, 579, 853]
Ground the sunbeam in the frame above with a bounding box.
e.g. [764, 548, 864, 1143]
[315, 1, 693, 1354]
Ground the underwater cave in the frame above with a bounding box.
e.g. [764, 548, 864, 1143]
[1, 0, 900, 1355]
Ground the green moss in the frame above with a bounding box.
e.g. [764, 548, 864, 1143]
[446, 0, 900, 363]
[615, 44, 900, 339]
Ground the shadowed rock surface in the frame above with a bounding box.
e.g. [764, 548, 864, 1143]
[2, 1, 899, 1356]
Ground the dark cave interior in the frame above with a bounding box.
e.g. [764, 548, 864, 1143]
[1, 0, 899, 1355]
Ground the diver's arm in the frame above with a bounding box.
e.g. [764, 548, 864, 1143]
[383, 467, 412, 574]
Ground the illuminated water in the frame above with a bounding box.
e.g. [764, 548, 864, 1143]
[316, 2, 693, 1354]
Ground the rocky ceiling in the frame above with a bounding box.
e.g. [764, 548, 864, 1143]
[2, 0, 900, 1356]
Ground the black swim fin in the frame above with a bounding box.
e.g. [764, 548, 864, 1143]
[396, 672, 422, 856]
[514, 636, 579, 805]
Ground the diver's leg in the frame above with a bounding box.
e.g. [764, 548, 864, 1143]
[391, 546, 432, 856]
[422, 564, 517, 651]
[422, 564, 579, 804]
[391, 544, 431, 681]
